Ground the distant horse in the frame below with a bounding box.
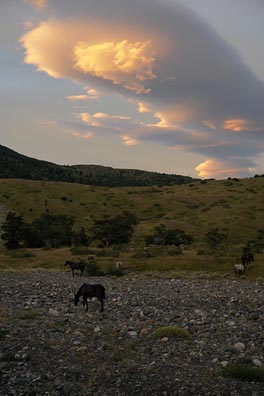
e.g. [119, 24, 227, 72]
[241, 253, 254, 266]
[64, 260, 85, 277]
[74, 283, 106, 312]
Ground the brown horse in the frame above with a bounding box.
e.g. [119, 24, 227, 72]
[64, 260, 85, 277]
[241, 253, 254, 266]
[74, 283, 106, 312]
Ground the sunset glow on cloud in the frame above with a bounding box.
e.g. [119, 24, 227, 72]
[71, 131, 94, 139]
[121, 135, 139, 146]
[195, 159, 256, 179]
[25, 0, 47, 9]
[2, 0, 264, 178]
[74, 40, 156, 93]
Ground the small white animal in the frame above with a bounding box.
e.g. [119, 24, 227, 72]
[116, 261, 123, 269]
[233, 264, 245, 275]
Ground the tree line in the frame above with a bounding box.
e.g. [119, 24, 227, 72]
[2, 211, 262, 254]
[1, 211, 194, 251]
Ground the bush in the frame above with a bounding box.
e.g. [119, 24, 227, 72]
[132, 248, 154, 259]
[8, 250, 36, 259]
[223, 364, 264, 382]
[84, 260, 104, 276]
[70, 246, 91, 256]
[153, 326, 191, 340]
[106, 266, 124, 277]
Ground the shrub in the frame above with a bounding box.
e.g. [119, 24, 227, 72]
[70, 246, 91, 256]
[223, 364, 264, 382]
[106, 266, 124, 277]
[153, 326, 191, 340]
[9, 250, 36, 259]
[84, 260, 104, 276]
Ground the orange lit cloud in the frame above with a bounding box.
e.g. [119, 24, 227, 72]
[195, 159, 255, 179]
[25, 0, 47, 9]
[19, 1, 264, 178]
[74, 40, 156, 93]
[121, 135, 139, 146]
[79, 112, 130, 128]
[71, 131, 93, 139]
[138, 101, 152, 113]
[66, 95, 90, 101]
[222, 119, 250, 132]
[66, 88, 100, 101]
[20, 20, 157, 93]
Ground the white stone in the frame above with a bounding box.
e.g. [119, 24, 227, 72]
[48, 308, 59, 316]
[252, 358, 262, 367]
[128, 331, 137, 337]
[233, 342, 245, 353]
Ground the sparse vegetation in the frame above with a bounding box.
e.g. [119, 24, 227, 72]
[0, 176, 263, 278]
[153, 326, 191, 340]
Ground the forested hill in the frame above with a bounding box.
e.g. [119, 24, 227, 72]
[0, 145, 195, 187]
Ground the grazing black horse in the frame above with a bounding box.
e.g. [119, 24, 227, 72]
[74, 283, 106, 312]
[241, 253, 254, 266]
[64, 260, 85, 277]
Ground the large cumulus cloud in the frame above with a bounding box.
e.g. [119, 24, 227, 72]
[20, 0, 264, 178]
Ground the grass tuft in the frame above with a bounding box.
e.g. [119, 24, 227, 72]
[153, 326, 191, 340]
[223, 364, 264, 382]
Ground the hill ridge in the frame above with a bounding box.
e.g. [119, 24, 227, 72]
[0, 144, 195, 187]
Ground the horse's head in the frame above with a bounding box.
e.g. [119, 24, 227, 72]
[74, 293, 79, 306]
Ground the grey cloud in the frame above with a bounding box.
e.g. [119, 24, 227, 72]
[24, 0, 264, 176]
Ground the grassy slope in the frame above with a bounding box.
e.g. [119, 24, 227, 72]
[0, 177, 263, 278]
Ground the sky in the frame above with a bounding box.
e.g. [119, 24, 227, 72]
[1, 0, 264, 179]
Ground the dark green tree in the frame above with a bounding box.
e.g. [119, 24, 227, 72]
[91, 211, 137, 246]
[72, 227, 89, 246]
[1, 212, 26, 249]
[203, 227, 228, 251]
[24, 214, 74, 248]
[145, 224, 193, 246]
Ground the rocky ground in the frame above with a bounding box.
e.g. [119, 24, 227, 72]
[0, 271, 264, 396]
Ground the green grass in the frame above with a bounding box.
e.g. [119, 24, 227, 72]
[0, 246, 263, 280]
[153, 326, 191, 340]
[0, 177, 264, 278]
[223, 364, 264, 382]
[0, 177, 264, 247]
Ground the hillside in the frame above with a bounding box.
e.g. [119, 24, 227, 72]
[0, 177, 263, 249]
[0, 145, 194, 187]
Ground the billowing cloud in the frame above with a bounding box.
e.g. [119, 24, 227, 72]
[19, 0, 264, 178]
[195, 159, 256, 179]
[74, 39, 156, 93]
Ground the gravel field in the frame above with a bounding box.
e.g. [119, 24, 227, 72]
[0, 271, 264, 396]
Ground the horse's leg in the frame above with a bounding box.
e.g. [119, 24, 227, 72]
[82, 296, 85, 307]
[99, 298, 104, 312]
[84, 297, 88, 311]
